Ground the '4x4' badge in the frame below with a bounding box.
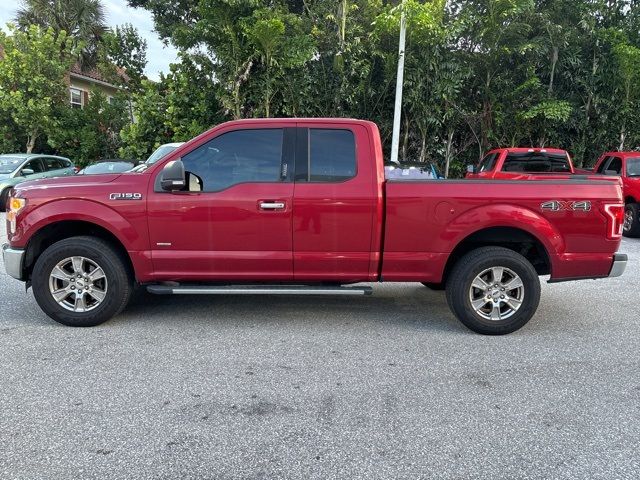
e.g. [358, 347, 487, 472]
[541, 200, 591, 212]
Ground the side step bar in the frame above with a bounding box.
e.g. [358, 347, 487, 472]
[147, 285, 373, 296]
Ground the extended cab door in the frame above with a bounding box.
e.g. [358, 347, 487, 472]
[146, 124, 296, 281]
[292, 123, 379, 282]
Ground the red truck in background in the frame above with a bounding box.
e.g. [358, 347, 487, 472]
[466, 148, 576, 179]
[578, 152, 640, 237]
[2, 119, 627, 335]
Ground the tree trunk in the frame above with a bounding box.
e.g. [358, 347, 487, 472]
[401, 115, 409, 162]
[548, 46, 558, 94]
[444, 130, 453, 178]
[26, 132, 37, 153]
[419, 130, 426, 163]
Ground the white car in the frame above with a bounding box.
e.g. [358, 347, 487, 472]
[130, 142, 185, 172]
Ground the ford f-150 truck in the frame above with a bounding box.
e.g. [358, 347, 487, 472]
[2, 119, 628, 334]
[579, 152, 640, 238]
[466, 148, 576, 179]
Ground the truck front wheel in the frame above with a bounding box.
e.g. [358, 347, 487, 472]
[623, 203, 640, 238]
[0, 187, 11, 212]
[32, 236, 133, 327]
[445, 247, 541, 335]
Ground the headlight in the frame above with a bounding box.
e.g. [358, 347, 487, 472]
[7, 196, 27, 235]
[9, 197, 26, 213]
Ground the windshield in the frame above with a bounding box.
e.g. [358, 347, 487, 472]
[627, 158, 640, 177]
[146, 145, 178, 165]
[0, 157, 23, 174]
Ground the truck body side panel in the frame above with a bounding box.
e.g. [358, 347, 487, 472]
[382, 180, 623, 282]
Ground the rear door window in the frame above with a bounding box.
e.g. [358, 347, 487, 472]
[296, 129, 356, 182]
[43, 157, 64, 171]
[502, 152, 571, 173]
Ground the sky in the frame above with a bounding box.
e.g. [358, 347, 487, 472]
[0, 0, 179, 81]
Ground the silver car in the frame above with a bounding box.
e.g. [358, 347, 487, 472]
[0, 154, 75, 210]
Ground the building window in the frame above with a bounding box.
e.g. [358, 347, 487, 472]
[70, 87, 83, 109]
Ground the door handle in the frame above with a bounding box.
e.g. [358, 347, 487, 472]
[259, 201, 286, 210]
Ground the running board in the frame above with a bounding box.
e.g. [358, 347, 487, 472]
[146, 285, 373, 296]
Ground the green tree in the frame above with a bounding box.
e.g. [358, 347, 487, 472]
[15, 0, 106, 68]
[99, 23, 148, 91]
[119, 79, 171, 160]
[0, 25, 76, 153]
[48, 91, 130, 165]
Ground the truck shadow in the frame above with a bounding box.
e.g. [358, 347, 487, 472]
[119, 284, 465, 334]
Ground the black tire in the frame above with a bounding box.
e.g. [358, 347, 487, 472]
[32, 236, 133, 327]
[445, 246, 541, 335]
[623, 203, 640, 238]
[0, 187, 11, 212]
[421, 282, 445, 291]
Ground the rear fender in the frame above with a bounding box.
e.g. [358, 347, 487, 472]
[442, 204, 564, 277]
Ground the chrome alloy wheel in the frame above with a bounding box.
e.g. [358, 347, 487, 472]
[624, 207, 633, 232]
[468, 266, 524, 321]
[48, 256, 108, 312]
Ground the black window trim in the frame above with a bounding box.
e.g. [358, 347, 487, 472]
[154, 127, 295, 193]
[294, 127, 358, 184]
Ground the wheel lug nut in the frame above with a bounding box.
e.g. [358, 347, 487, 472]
[70, 286, 75, 290]
[500, 295, 505, 299]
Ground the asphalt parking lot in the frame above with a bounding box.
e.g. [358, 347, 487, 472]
[1, 214, 639, 480]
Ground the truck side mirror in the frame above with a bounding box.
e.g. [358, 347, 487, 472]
[466, 165, 476, 174]
[160, 159, 186, 191]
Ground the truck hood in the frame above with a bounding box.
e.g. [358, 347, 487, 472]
[14, 174, 122, 194]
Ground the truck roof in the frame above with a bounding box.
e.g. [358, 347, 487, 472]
[488, 147, 568, 155]
[600, 151, 640, 158]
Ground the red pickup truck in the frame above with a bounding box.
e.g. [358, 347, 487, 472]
[2, 119, 627, 334]
[582, 152, 640, 237]
[466, 148, 575, 179]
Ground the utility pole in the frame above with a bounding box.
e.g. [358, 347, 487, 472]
[390, 0, 407, 165]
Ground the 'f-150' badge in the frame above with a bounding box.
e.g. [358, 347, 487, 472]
[541, 200, 591, 212]
[109, 193, 143, 200]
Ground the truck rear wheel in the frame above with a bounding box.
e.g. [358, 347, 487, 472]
[445, 247, 540, 335]
[32, 236, 133, 327]
[623, 203, 640, 238]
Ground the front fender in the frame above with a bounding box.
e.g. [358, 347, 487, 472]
[11, 198, 146, 251]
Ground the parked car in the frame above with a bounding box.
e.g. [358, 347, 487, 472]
[466, 148, 576, 179]
[584, 152, 640, 237]
[2, 119, 626, 334]
[385, 161, 443, 179]
[130, 142, 186, 173]
[77, 159, 139, 175]
[0, 154, 75, 210]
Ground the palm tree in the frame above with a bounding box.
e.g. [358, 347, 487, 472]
[15, 0, 107, 69]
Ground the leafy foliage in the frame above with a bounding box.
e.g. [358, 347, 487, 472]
[5, 0, 640, 174]
[0, 25, 76, 152]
